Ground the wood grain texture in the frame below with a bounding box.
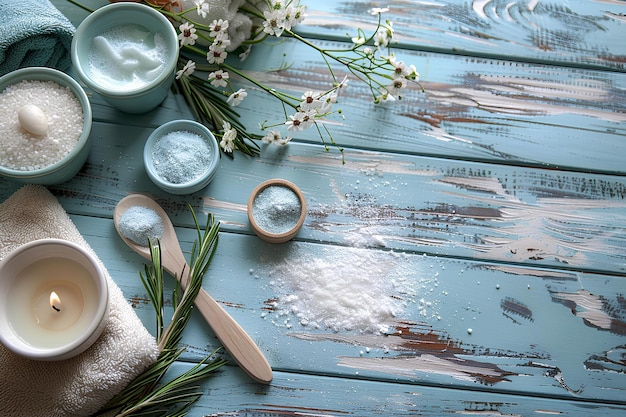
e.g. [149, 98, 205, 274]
[72, 214, 626, 404]
[298, 0, 626, 72]
[0, 1, 623, 415]
[2, 127, 622, 274]
[164, 367, 626, 417]
[227, 39, 626, 174]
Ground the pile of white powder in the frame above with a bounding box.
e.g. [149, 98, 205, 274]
[0, 80, 83, 171]
[259, 246, 437, 334]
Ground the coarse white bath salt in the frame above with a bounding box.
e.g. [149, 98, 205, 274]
[261, 246, 437, 334]
[0, 80, 83, 171]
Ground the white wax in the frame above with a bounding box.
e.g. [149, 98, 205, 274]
[88, 23, 169, 91]
[7, 257, 100, 349]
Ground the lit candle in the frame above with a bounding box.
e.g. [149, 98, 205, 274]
[0, 239, 109, 360]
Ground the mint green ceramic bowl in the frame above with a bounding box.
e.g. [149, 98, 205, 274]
[0, 67, 92, 185]
[71, 2, 178, 114]
[144, 120, 220, 195]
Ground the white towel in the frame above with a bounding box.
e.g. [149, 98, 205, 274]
[0, 185, 159, 417]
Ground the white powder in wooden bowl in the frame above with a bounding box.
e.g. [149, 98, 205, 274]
[260, 246, 437, 334]
[0, 80, 83, 171]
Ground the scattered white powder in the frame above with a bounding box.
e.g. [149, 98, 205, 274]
[0, 80, 83, 171]
[151, 130, 212, 184]
[119, 206, 164, 246]
[88, 24, 169, 91]
[261, 246, 437, 334]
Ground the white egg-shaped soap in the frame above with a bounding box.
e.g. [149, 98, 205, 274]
[18, 104, 48, 136]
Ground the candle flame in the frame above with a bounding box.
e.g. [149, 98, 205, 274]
[50, 291, 61, 312]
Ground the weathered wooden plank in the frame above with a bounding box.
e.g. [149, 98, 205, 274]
[54, 0, 626, 72]
[71, 214, 626, 404]
[165, 366, 626, 417]
[53, 1, 626, 173]
[3, 3, 622, 415]
[296, 0, 626, 72]
[229, 39, 626, 174]
[2, 123, 623, 274]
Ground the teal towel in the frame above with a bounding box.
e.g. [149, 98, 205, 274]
[0, 0, 75, 76]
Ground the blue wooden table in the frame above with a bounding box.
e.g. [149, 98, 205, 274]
[2, 0, 625, 415]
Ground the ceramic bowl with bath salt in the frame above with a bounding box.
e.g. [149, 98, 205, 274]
[0, 67, 92, 185]
[71, 2, 178, 114]
[144, 119, 220, 195]
[247, 179, 307, 243]
[0, 239, 109, 361]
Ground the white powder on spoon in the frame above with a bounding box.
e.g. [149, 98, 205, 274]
[260, 246, 433, 334]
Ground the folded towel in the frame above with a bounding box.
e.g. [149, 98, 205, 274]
[0, 185, 159, 417]
[0, 0, 75, 76]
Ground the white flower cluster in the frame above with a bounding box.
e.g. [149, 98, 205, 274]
[176, 0, 308, 151]
[170, 1, 421, 156]
[262, 0, 306, 37]
[376, 54, 420, 102]
[352, 8, 420, 103]
[262, 75, 348, 146]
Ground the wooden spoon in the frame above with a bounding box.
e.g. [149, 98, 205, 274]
[114, 193, 273, 384]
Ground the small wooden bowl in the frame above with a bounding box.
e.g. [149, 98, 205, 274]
[247, 179, 306, 243]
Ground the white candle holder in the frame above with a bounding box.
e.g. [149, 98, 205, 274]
[0, 239, 109, 360]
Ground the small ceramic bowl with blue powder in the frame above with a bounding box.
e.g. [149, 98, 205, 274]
[144, 119, 220, 195]
[247, 179, 307, 243]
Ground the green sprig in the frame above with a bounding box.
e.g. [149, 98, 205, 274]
[96, 209, 227, 417]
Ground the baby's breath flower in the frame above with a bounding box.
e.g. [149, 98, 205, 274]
[261, 130, 281, 143]
[300, 91, 323, 111]
[178, 22, 198, 47]
[319, 93, 337, 114]
[227, 88, 247, 106]
[375, 87, 396, 103]
[176, 59, 196, 79]
[388, 55, 411, 79]
[194, 0, 209, 18]
[285, 111, 306, 132]
[387, 77, 407, 98]
[209, 19, 229, 37]
[220, 121, 236, 152]
[265, 133, 293, 146]
[352, 34, 366, 46]
[263, 9, 285, 37]
[207, 47, 227, 64]
[300, 109, 316, 129]
[406, 64, 420, 80]
[277, 135, 292, 145]
[371, 7, 390, 15]
[336, 75, 349, 94]
[270, 0, 284, 10]
[212, 32, 231, 50]
[208, 69, 229, 87]
[282, 4, 305, 30]
[374, 28, 390, 49]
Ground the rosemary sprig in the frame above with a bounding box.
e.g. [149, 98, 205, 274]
[174, 61, 262, 158]
[97, 209, 227, 417]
